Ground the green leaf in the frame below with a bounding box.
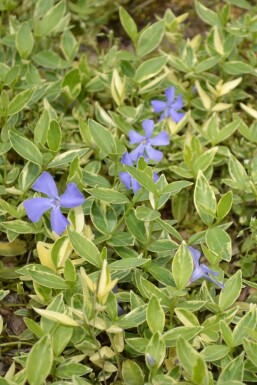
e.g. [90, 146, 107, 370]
[195, 57, 219, 73]
[136, 21, 165, 57]
[0, 220, 42, 234]
[226, 0, 251, 9]
[164, 326, 203, 347]
[124, 165, 158, 194]
[177, 337, 209, 385]
[90, 201, 116, 234]
[52, 323, 73, 357]
[194, 171, 216, 225]
[109, 258, 150, 271]
[205, 227, 232, 262]
[34, 109, 50, 145]
[16, 22, 34, 59]
[243, 339, 257, 366]
[232, 307, 257, 346]
[119, 7, 138, 41]
[195, 0, 220, 26]
[219, 271, 242, 310]
[134, 56, 168, 83]
[161, 180, 193, 195]
[47, 119, 62, 152]
[213, 120, 240, 145]
[55, 363, 92, 379]
[34, 0, 66, 37]
[172, 241, 193, 290]
[68, 228, 102, 268]
[155, 218, 183, 241]
[9, 131, 42, 165]
[126, 209, 147, 244]
[145, 332, 166, 370]
[89, 118, 115, 155]
[175, 308, 199, 327]
[122, 360, 144, 385]
[228, 155, 248, 187]
[201, 344, 230, 361]
[47, 149, 88, 168]
[8, 88, 35, 116]
[193, 148, 218, 174]
[223, 61, 253, 75]
[62, 68, 81, 99]
[32, 50, 68, 69]
[118, 304, 147, 328]
[135, 206, 160, 221]
[27, 335, 53, 385]
[87, 187, 129, 204]
[217, 191, 233, 221]
[147, 295, 165, 334]
[217, 353, 244, 383]
[148, 239, 178, 252]
[30, 269, 69, 289]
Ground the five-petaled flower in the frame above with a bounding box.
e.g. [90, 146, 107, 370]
[151, 86, 185, 122]
[23, 171, 85, 235]
[188, 246, 224, 288]
[129, 119, 169, 162]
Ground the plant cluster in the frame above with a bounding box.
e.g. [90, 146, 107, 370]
[1, 0, 257, 384]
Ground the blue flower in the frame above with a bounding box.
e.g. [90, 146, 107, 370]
[188, 246, 224, 288]
[119, 151, 158, 194]
[23, 171, 85, 235]
[129, 119, 169, 162]
[151, 86, 185, 122]
[119, 152, 141, 194]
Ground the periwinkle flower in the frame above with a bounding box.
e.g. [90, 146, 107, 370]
[151, 86, 185, 122]
[188, 246, 224, 288]
[119, 152, 141, 194]
[23, 171, 85, 235]
[119, 151, 158, 194]
[129, 119, 169, 162]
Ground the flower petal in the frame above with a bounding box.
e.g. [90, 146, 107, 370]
[188, 246, 201, 264]
[169, 109, 185, 123]
[153, 172, 159, 182]
[121, 152, 133, 166]
[130, 143, 146, 162]
[172, 94, 184, 110]
[204, 273, 224, 288]
[50, 206, 70, 235]
[129, 130, 145, 145]
[149, 131, 170, 146]
[151, 100, 167, 113]
[165, 86, 175, 103]
[131, 177, 141, 194]
[142, 119, 154, 138]
[119, 172, 131, 190]
[60, 183, 85, 208]
[145, 145, 163, 162]
[159, 111, 167, 121]
[32, 171, 59, 199]
[189, 266, 205, 283]
[23, 197, 53, 222]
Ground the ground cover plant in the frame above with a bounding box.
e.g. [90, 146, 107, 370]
[1, 0, 257, 384]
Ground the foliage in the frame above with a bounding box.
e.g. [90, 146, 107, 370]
[1, 0, 257, 384]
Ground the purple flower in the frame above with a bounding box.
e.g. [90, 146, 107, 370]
[23, 171, 85, 235]
[119, 152, 158, 194]
[129, 119, 169, 162]
[188, 246, 224, 288]
[119, 152, 141, 194]
[151, 86, 185, 122]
